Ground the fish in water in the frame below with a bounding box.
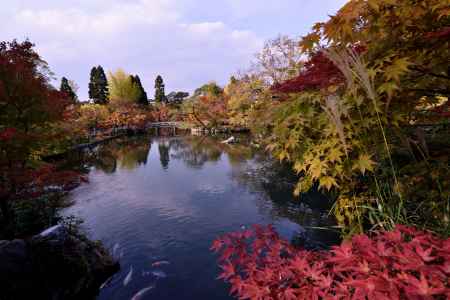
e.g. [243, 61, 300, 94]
[152, 270, 167, 278]
[100, 275, 114, 290]
[112, 243, 120, 257]
[123, 266, 133, 286]
[151, 260, 170, 267]
[119, 249, 125, 260]
[131, 285, 155, 300]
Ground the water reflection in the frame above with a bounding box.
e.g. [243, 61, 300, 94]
[158, 139, 171, 170]
[117, 140, 151, 170]
[67, 135, 338, 247]
[170, 136, 223, 168]
[65, 134, 339, 300]
[62, 137, 152, 174]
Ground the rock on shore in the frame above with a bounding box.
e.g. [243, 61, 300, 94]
[0, 225, 119, 300]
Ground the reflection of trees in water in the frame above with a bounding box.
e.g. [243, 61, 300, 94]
[94, 147, 117, 173]
[230, 157, 340, 248]
[117, 139, 151, 170]
[167, 135, 338, 246]
[158, 138, 171, 170]
[64, 137, 151, 173]
[64, 135, 338, 246]
[226, 144, 255, 166]
[170, 136, 219, 169]
[169, 135, 256, 169]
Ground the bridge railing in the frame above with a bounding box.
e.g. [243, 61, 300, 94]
[146, 122, 182, 128]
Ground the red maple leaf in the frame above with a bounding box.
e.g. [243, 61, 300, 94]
[402, 272, 446, 297]
[210, 239, 223, 252]
[218, 262, 236, 281]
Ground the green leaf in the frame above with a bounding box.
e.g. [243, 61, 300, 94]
[352, 153, 375, 175]
[377, 81, 399, 98]
[328, 147, 343, 163]
[384, 57, 411, 82]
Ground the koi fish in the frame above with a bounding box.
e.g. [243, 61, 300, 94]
[151, 260, 170, 267]
[131, 285, 155, 300]
[112, 243, 120, 257]
[151, 270, 167, 278]
[100, 275, 114, 290]
[123, 266, 133, 286]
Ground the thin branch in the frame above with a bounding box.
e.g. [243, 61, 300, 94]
[409, 66, 450, 80]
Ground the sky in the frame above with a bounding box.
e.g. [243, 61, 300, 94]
[1, 0, 347, 100]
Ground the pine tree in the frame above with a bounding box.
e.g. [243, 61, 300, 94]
[96, 66, 109, 104]
[88, 65, 109, 104]
[88, 66, 98, 101]
[154, 75, 166, 103]
[131, 75, 148, 105]
[60, 76, 77, 102]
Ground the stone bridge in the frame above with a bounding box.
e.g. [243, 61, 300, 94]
[146, 122, 183, 128]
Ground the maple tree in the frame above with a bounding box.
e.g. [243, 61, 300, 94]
[163, 1, 448, 237]
[183, 82, 229, 129]
[253, 0, 450, 236]
[0, 40, 81, 235]
[212, 224, 450, 299]
[272, 51, 345, 94]
[225, 75, 267, 129]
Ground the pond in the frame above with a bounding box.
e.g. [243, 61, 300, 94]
[63, 134, 339, 300]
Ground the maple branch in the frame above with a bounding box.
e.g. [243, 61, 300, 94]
[191, 106, 208, 129]
[407, 88, 450, 96]
[409, 66, 450, 80]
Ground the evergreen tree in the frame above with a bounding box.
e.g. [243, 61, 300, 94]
[131, 75, 148, 105]
[60, 76, 77, 102]
[154, 75, 166, 103]
[88, 65, 109, 104]
[96, 66, 109, 104]
[88, 66, 98, 101]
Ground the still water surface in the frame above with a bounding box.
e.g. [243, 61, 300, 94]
[64, 135, 338, 300]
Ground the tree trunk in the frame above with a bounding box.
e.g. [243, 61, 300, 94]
[0, 198, 11, 226]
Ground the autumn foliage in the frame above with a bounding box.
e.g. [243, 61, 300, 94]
[0, 40, 83, 237]
[212, 225, 450, 299]
[272, 52, 345, 94]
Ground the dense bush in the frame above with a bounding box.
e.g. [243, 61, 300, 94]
[212, 225, 450, 299]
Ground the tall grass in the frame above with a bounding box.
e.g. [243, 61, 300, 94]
[323, 47, 449, 236]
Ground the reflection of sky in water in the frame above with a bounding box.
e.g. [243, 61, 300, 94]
[64, 136, 338, 300]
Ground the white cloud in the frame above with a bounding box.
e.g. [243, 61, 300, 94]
[14, 1, 180, 35]
[4, 0, 263, 99]
[2, 0, 345, 100]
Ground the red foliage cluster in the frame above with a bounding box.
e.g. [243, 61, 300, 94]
[0, 127, 17, 141]
[0, 164, 86, 200]
[0, 40, 70, 129]
[425, 27, 450, 39]
[272, 52, 345, 94]
[199, 95, 228, 117]
[212, 225, 450, 299]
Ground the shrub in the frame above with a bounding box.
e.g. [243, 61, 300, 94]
[212, 225, 450, 299]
